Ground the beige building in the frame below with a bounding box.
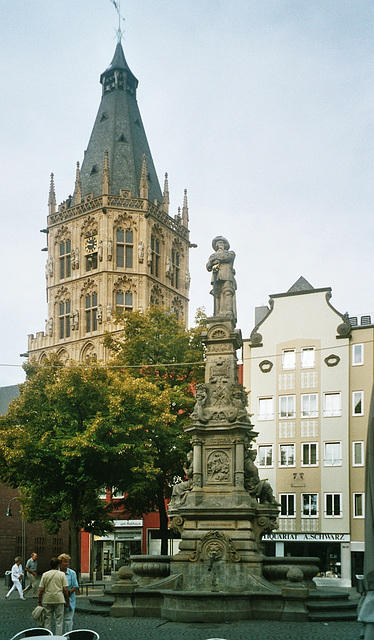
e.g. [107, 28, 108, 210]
[28, 41, 190, 364]
[243, 276, 369, 587]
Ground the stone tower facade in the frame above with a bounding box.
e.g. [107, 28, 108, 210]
[28, 42, 190, 364]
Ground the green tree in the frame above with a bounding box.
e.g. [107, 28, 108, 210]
[104, 306, 206, 554]
[0, 354, 176, 570]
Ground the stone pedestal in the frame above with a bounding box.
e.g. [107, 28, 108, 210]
[168, 315, 279, 592]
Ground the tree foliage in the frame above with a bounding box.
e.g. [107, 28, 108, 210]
[0, 354, 177, 569]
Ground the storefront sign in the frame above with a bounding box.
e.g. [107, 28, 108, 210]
[113, 519, 143, 527]
[263, 532, 350, 542]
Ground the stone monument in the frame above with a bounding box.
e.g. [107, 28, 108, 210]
[167, 236, 279, 592]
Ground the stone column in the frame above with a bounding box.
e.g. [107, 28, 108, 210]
[234, 440, 245, 488]
[192, 439, 202, 487]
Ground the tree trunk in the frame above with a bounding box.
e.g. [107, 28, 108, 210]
[69, 516, 81, 574]
[157, 481, 168, 556]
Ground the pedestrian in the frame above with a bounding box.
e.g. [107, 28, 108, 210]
[23, 552, 38, 597]
[58, 553, 79, 634]
[5, 557, 26, 600]
[37, 557, 70, 635]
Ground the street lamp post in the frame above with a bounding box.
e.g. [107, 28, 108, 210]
[6, 496, 26, 585]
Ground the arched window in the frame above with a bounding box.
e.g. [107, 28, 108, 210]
[59, 300, 71, 338]
[171, 249, 180, 289]
[116, 228, 133, 268]
[59, 240, 71, 279]
[150, 235, 160, 277]
[85, 292, 98, 332]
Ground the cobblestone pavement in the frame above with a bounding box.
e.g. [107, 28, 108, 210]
[1, 587, 362, 640]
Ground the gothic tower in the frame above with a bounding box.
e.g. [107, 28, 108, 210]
[28, 41, 190, 364]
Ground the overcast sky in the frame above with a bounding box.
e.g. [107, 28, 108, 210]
[1, 0, 374, 386]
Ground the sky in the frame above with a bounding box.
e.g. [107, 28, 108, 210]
[1, 0, 374, 387]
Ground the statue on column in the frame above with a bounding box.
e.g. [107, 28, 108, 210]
[206, 236, 237, 323]
[244, 448, 278, 505]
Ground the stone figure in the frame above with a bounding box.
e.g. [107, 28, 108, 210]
[147, 244, 152, 266]
[73, 310, 79, 330]
[185, 269, 191, 290]
[207, 450, 230, 482]
[108, 239, 113, 261]
[227, 382, 251, 424]
[138, 241, 144, 262]
[107, 304, 112, 321]
[244, 448, 278, 505]
[47, 317, 53, 337]
[170, 451, 193, 506]
[206, 236, 237, 322]
[190, 384, 210, 424]
[74, 248, 79, 269]
[97, 304, 103, 323]
[165, 256, 172, 277]
[48, 257, 54, 277]
[98, 240, 103, 261]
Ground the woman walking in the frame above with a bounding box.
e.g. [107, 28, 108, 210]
[5, 557, 25, 600]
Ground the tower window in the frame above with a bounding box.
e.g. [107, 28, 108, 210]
[85, 293, 98, 332]
[171, 249, 180, 289]
[115, 290, 133, 313]
[59, 240, 71, 279]
[150, 236, 160, 277]
[116, 228, 133, 268]
[59, 300, 71, 339]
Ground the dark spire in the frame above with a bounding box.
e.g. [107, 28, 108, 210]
[78, 42, 162, 202]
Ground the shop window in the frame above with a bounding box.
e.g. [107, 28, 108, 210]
[323, 392, 341, 417]
[302, 493, 318, 517]
[257, 397, 274, 421]
[353, 493, 365, 518]
[280, 493, 296, 517]
[301, 393, 318, 418]
[352, 441, 364, 466]
[279, 395, 295, 419]
[352, 343, 364, 366]
[282, 349, 296, 370]
[352, 391, 364, 416]
[325, 493, 342, 517]
[257, 445, 273, 468]
[279, 444, 295, 467]
[301, 442, 318, 466]
[301, 347, 315, 369]
[324, 442, 342, 466]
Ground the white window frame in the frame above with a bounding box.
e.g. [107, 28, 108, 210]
[324, 493, 342, 518]
[352, 343, 364, 366]
[302, 493, 318, 518]
[324, 441, 342, 467]
[323, 392, 342, 417]
[279, 443, 296, 467]
[352, 441, 364, 467]
[301, 393, 318, 418]
[352, 391, 364, 416]
[279, 395, 296, 419]
[282, 349, 296, 370]
[301, 347, 315, 369]
[301, 442, 318, 467]
[257, 397, 274, 421]
[279, 493, 296, 518]
[257, 445, 273, 468]
[353, 492, 365, 518]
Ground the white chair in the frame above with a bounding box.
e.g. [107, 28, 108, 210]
[10, 629, 53, 640]
[62, 631, 99, 640]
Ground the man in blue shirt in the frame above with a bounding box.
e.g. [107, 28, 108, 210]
[58, 553, 79, 633]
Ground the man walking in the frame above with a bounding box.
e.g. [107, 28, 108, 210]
[24, 552, 38, 597]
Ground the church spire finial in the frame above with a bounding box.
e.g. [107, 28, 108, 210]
[110, 0, 125, 43]
[140, 154, 149, 199]
[48, 173, 56, 215]
[74, 162, 82, 204]
[162, 172, 170, 214]
[182, 188, 189, 228]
